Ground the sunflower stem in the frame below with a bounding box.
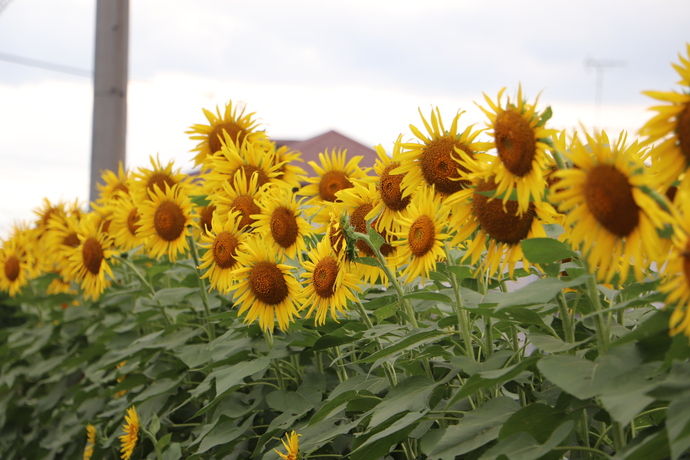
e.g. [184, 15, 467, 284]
[444, 243, 475, 360]
[556, 290, 575, 347]
[612, 421, 626, 453]
[585, 274, 609, 355]
[579, 409, 593, 460]
[144, 429, 163, 460]
[116, 255, 156, 296]
[186, 234, 215, 341]
[354, 299, 398, 387]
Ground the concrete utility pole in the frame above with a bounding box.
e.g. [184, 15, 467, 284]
[90, 0, 129, 204]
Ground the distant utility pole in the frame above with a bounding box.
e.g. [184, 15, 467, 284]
[90, 0, 129, 205]
[585, 58, 625, 131]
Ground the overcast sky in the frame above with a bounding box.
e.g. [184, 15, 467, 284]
[0, 0, 688, 237]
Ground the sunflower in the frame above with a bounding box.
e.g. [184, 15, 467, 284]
[119, 406, 139, 460]
[208, 168, 268, 231]
[202, 136, 282, 195]
[392, 185, 451, 282]
[95, 161, 131, 206]
[136, 183, 196, 262]
[66, 213, 115, 301]
[298, 148, 369, 225]
[395, 107, 487, 199]
[187, 100, 268, 168]
[33, 198, 68, 241]
[252, 186, 312, 260]
[273, 144, 308, 190]
[42, 212, 82, 273]
[83, 424, 96, 460]
[131, 155, 192, 202]
[367, 136, 414, 234]
[301, 233, 362, 325]
[230, 236, 303, 332]
[274, 430, 301, 460]
[0, 229, 35, 297]
[198, 209, 247, 294]
[475, 86, 556, 215]
[448, 175, 559, 279]
[109, 194, 148, 253]
[550, 130, 672, 283]
[336, 181, 396, 285]
[639, 43, 690, 190]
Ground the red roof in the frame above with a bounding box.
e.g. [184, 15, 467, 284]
[273, 130, 377, 176]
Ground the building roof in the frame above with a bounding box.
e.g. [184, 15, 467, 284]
[273, 130, 376, 176]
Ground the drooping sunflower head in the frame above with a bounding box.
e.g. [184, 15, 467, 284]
[300, 237, 361, 326]
[299, 148, 368, 204]
[198, 209, 248, 294]
[273, 144, 308, 190]
[187, 100, 269, 167]
[66, 213, 115, 301]
[550, 130, 672, 283]
[368, 137, 413, 234]
[230, 236, 303, 332]
[209, 167, 270, 231]
[475, 85, 556, 215]
[137, 183, 197, 262]
[118, 406, 139, 460]
[392, 185, 451, 282]
[95, 161, 132, 206]
[274, 430, 301, 460]
[131, 155, 192, 203]
[252, 185, 313, 260]
[395, 107, 487, 199]
[639, 44, 690, 190]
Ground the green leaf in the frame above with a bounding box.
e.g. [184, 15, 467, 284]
[498, 403, 569, 443]
[373, 302, 399, 322]
[214, 357, 271, 395]
[427, 397, 521, 460]
[496, 275, 588, 310]
[351, 412, 418, 460]
[156, 432, 171, 451]
[481, 419, 575, 460]
[132, 378, 183, 403]
[611, 426, 670, 460]
[527, 329, 591, 353]
[611, 309, 671, 347]
[309, 390, 359, 425]
[403, 291, 454, 304]
[537, 353, 635, 400]
[598, 363, 664, 425]
[194, 414, 255, 454]
[356, 411, 425, 450]
[521, 238, 578, 265]
[356, 329, 451, 365]
[367, 226, 386, 251]
[368, 375, 437, 428]
[666, 397, 690, 460]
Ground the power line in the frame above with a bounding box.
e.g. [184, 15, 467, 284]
[0, 51, 92, 77]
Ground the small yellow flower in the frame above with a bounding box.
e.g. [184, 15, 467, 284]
[119, 406, 139, 460]
[83, 424, 96, 460]
[274, 430, 301, 460]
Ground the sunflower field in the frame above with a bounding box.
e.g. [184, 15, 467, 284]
[2, 44, 690, 460]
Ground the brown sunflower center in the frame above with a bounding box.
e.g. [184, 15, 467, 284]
[319, 171, 353, 202]
[231, 195, 260, 229]
[127, 208, 141, 236]
[420, 138, 471, 195]
[113, 183, 129, 197]
[249, 261, 289, 305]
[494, 109, 537, 177]
[408, 214, 436, 257]
[350, 204, 374, 255]
[147, 173, 176, 195]
[584, 164, 639, 237]
[4, 256, 20, 282]
[82, 237, 104, 275]
[313, 256, 339, 299]
[379, 163, 411, 211]
[62, 232, 80, 248]
[271, 207, 299, 248]
[209, 122, 245, 154]
[154, 201, 186, 242]
[212, 231, 239, 269]
[198, 205, 215, 234]
[678, 102, 690, 162]
[473, 179, 535, 245]
[236, 164, 269, 188]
